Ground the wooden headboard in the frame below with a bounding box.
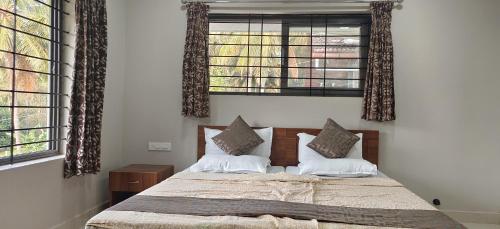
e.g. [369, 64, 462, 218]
[197, 126, 379, 166]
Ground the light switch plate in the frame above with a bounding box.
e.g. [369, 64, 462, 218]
[148, 142, 171, 151]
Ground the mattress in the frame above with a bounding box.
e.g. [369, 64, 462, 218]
[86, 170, 461, 229]
[268, 165, 285, 173]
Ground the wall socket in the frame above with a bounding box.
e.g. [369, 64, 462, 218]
[148, 142, 172, 151]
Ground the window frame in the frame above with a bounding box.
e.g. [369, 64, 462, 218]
[0, 0, 63, 166]
[208, 14, 371, 97]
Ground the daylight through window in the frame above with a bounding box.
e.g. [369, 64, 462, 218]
[208, 14, 371, 96]
[0, 0, 62, 165]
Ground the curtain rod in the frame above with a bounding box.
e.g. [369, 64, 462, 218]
[181, 0, 403, 4]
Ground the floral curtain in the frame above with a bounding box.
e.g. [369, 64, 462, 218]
[182, 3, 210, 118]
[64, 0, 108, 178]
[362, 1, 395, 122]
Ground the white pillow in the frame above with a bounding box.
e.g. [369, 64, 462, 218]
[297, 132, 363, 163]
[204, 127, 273, 158]
[298, 158, 377, 177]
[204, 128, 227, 155]
[189, 154, 270, 174]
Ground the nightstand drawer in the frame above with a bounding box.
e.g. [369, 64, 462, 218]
[109, 172, 156, 192]
[109, 164, 174, 206]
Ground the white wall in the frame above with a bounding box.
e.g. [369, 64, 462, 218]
[122, 0, 500, 214]
[0, 0, 128, 228]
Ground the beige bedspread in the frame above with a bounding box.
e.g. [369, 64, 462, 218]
[86, 171, 437, 229]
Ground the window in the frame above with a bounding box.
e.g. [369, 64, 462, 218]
[209, 14, 370, 96]
[0, 0, 63, 165]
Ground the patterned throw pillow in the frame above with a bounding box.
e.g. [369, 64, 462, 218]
[212, 116, 264, 155]
[307, 118, 360, 159]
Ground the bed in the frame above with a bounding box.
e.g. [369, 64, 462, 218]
[86, 126, 464, 229]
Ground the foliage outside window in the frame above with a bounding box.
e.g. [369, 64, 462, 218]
[0, 0, 62, 165]
[208, 14, 370, 97]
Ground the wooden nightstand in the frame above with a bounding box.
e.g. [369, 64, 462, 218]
[109, 164, 174, 206]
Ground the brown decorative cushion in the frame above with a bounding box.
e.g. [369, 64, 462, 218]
[212, 116, 264, 155]
[307, 118, 360, 159]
